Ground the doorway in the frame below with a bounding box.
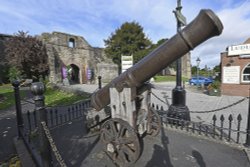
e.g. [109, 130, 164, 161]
[68, 64, 80, 84]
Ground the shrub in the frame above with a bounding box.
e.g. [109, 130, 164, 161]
[210, 80, 221, 90]
[8, 67, 22, 82]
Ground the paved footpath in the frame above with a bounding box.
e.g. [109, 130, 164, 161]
[65, 82, 249, 144]
[2, 82, 250, 166]
[151, 82, 249, 144]
[69, 82, 249, 130]
[0, 88, 34, 162]
[51, 117, 250, 167]
[55, 83, 250, 166]
[0, 106, 17, 162]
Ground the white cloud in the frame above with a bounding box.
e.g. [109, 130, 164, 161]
[191, 0, 250, 68]
[0, 0, 249, 68]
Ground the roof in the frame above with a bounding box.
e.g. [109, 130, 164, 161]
[243, 38, 250, 44]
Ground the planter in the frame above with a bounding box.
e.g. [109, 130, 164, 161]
[208, 89, 221, 96]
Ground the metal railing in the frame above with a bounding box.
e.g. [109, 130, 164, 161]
[12, 81, 92, 166]
[150, 100, 249, 146]
[12, 81, 250, 166]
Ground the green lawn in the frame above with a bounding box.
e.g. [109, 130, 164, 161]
[154, 75, 189, 82]
[0, 84, 25, 110]
[0, 84, 90, 110]
[44, 87, 89, 106]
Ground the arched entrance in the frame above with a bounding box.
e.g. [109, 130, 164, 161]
[68, 64, 80, 84]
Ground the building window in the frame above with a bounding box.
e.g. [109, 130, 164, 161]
[242, 64, 250, 82]
[68, 38, 75, 48]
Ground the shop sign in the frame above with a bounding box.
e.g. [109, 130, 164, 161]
[121, 55, 133, 73]
[223, 66, 240, 84]
[228, 44, 250, 56]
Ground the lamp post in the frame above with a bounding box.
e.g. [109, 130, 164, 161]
[167, 0, 190, 121]
[196, 57, 201, 88]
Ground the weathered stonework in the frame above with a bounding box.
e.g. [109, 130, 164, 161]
[0, 32, 191, 84]
[40, 32, 118, 84]
[182, 52, 192, 79]
[160, 53, 191, 79]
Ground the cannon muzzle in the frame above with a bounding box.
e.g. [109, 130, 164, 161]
[91, 9, 223, 111]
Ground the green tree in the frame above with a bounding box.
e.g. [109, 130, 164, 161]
[8, 66, 22, 82]
[134, 38, 167, 62]
[104, 21, 152, 72]
[213, 64, 221, 81]
[4, 31, 49, 81]
[213, 64, 221, 73]
[191, 66, 198, 76]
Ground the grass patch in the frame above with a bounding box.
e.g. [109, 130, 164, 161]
[0, 84, 90, 110]
[0, 84, 25, 110]
[154, 75, 189, 82]
[44, 87, 89, 107]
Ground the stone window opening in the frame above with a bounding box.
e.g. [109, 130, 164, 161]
[68, 38, 75, 48]
[242, 64, 250, 83]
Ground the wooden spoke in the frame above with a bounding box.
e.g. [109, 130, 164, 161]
[100, 118, 141, 167]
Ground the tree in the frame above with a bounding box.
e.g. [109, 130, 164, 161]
[4, 31, 49, 81]
[104, 22, 152, 71]
[213, 64, 221, 73]
[191, 66, 198, 76]
[135, 38, 167, 62]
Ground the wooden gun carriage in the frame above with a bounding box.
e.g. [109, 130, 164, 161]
[89, 9, 223, 166]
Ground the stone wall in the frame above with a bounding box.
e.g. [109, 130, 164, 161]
[0, 32, 191, 84]
[40, 32, 118, 84]
[97, 63, 119, 83]
[160, 52, 191, 78]
[182, 52, 191, 79]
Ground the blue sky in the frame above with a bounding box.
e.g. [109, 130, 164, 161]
[0, 0, 249, 68]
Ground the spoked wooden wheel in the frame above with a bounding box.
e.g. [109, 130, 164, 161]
[147, 107, 161, 136]
[100, 118, 141, 167]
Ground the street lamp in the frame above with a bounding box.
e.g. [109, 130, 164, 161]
[196, 57, 201, 88]
[167, 0, 190, 122]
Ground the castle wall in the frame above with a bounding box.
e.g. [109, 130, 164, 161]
[41, 32, 118, 84]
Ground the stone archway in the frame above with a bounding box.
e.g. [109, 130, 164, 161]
[68, 64, 80, 84]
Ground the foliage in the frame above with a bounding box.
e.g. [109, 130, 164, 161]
[4, 31, 49, 81]
[191, 66, 213, 77]
[209, 80, 221, 90]
[191, 66, 197, 76]
[104, 21, 152, 71]
[207, 80, 221, 96]
[0, 64, 9, 84]
[8, 67, 22, 82]
[213, 64, 221, 73]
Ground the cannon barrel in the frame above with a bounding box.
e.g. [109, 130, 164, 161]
[91, 9, 223, 111]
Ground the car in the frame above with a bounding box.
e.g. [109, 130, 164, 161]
[189, 76, 213, 86]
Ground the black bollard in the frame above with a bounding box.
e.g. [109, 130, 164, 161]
[12, 80, 24, 138]
[98, 76, 102, 89]
[31, 82, 53, 167]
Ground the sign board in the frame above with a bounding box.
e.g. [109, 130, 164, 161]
[228, 44, 250, 56]
[239, 54, 250, 58]
[121, 55, 133, 73]
[223, 66, 240, 84]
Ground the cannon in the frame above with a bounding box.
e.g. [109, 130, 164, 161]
[90, 9, 223, 166]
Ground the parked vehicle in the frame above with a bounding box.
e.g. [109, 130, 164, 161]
[189, 76, 213, 86]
